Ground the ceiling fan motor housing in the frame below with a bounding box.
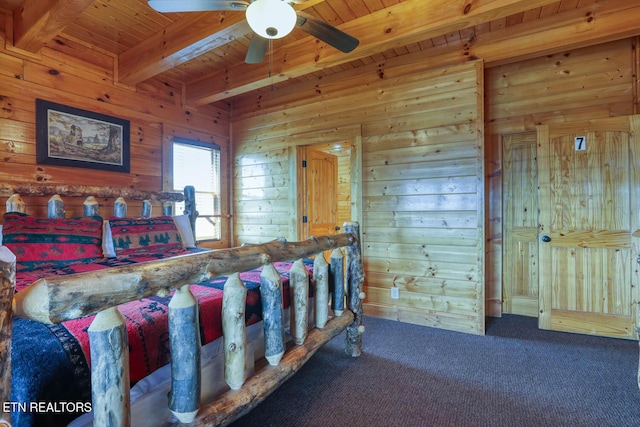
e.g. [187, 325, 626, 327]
[246, 0, 297, 39]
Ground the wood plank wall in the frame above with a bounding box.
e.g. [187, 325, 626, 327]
[0, 25, 232, 247]
[233, 126, 360, 244]
[232, 62, 486, 334]
[232, 37, 638, 334]
[485, 38, 636, 317]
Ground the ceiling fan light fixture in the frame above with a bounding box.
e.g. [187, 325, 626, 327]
[246, 0, 296, 39]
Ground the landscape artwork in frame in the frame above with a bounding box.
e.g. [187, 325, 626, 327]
[36, 99, 130, 173]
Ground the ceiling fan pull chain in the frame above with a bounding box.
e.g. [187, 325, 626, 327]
[269, 38, 274, 92]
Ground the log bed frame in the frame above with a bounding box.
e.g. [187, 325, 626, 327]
[0, 183, 365, 427]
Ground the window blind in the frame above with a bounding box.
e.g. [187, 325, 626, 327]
[173, 141, 221, 240]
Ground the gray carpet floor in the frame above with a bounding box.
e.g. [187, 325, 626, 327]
[230, 314, 640, 427]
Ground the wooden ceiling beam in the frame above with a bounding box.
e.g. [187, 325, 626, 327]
[233, 0, 640, 119]
[185, 0, 562, 105]
[12, 0, 95, 53]
[473, 0, 640, 67]
[118, 12, 248, 86]
[118, 0, 325, 86]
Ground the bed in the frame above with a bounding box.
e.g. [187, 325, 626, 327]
[0, 183, 365, 427]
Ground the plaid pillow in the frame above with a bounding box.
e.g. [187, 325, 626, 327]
[109, 216, 184, 257]
[2, 213, 104, 271]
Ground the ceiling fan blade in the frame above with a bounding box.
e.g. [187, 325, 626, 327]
[245, 34, 269, 64]
[148, 0, 248, 13]
[295, 11, 359, 53]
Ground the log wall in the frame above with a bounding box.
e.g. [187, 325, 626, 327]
[0, 27, 231, 247]
[232, 62, 486, 334]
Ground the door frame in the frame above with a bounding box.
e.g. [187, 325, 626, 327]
[284, 125, 363, 241]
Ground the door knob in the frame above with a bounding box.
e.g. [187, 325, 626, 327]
[541, 235, 551, 242]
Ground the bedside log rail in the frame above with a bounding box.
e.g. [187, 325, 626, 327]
[0, 213, 365, 426]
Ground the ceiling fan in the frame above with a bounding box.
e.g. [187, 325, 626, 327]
[147, 0, 360, 64]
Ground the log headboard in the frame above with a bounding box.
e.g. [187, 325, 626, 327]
[0, 183, 198, 239]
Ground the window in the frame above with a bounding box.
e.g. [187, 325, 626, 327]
[172, 138, 221, 241]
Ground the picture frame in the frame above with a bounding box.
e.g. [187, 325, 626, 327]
[36, 99, 130, 173]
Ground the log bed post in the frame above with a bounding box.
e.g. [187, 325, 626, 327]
[6, 194, 25, 213]
[0, 247, 16, 426]
[313, 254, 330, 329]
[290, 258, 309, 345]
[113, 197, 127, 218]
[330, 248, 345, 316]
[141, 200, 152, 218]
[168, 284, 201, 423]
[222, 273, 248, 390]
[47, 195, 65, 218]
[260, 263, 285, 366]
[87, 307, 131, 427]
[344, 222, 365, 357]
[183, 186, 197, 241]
[162, 201, 173, 216]
[83, 196, 100, 217]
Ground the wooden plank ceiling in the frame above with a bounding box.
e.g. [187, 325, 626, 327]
[0, 0, 638, 108]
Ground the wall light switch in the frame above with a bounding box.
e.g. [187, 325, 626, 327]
[391, 287, 399, 299]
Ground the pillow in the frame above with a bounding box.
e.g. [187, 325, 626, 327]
[109, 216, 184, 257]
[2, 213, 104, 271]
[173, 214, 196, 248]
[102, 220, 116, 258]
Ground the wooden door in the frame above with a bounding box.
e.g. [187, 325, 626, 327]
[300, 147, 339, 239]
[537, 116, 640, 339]
[502, 132, 539, 317]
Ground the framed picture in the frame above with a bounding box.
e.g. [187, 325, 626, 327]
[36, 99, 130, 173]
